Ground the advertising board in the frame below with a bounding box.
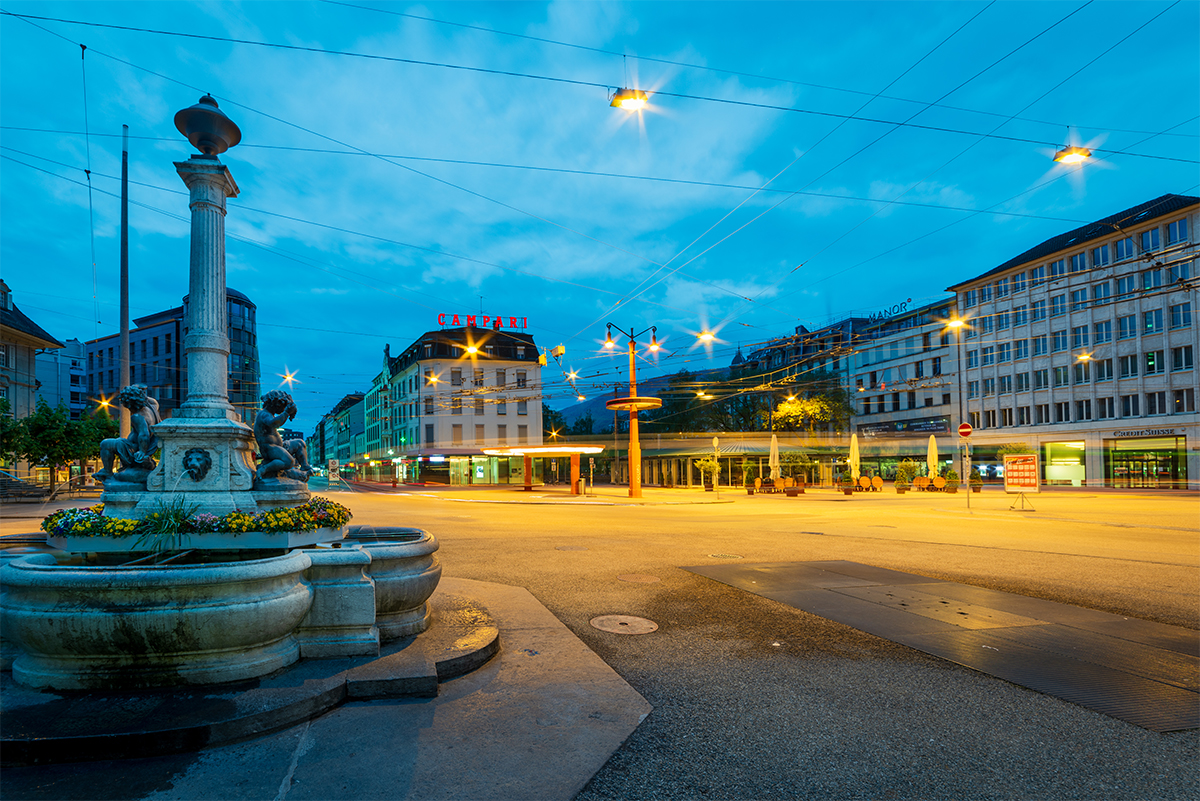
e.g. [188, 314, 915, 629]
[1003, 454, 1040, 494]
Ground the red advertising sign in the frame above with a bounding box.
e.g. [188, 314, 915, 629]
[437, 313, 528, 330]
[1003, 454, 1040, 494]
[958, 422, 973, 438]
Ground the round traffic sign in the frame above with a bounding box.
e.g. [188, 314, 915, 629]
[958, 422, 973, 438]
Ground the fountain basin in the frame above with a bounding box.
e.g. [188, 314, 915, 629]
[0, 551, 313, 690]
[47, 526, 346, 553]
[347, 528, 442, 640]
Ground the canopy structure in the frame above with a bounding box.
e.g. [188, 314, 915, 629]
[605, 396, 663, 412]
[927, 435, 939, 478]
[849, 434, 861, 481]
[768, 434, 781, 482]
[481, 446, 604, 494]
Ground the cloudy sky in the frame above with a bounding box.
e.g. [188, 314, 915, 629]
[2, 0, 1197, 434]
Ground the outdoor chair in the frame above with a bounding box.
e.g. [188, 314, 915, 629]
[871, 475, 884, 492]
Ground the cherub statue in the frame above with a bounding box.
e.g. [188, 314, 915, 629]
[94, 385, 162, 486]
[284, 439, 315, 480]
[254, 390, 299, 482]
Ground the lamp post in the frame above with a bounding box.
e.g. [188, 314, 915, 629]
[603, 324, 663, 498]
[946, 316, 969, 507]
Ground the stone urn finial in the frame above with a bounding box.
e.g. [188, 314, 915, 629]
[174, 94, 241, 155]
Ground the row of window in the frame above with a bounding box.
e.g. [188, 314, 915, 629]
[391, 368, 532, 401]
[855, 357, 944, 390]
[963, 217, 1190, 308]
[403, 423, 530, 449]
[860, 392, 953, 415]
[966, 347, 1194, 397]
[965, 295, 1192, 338]
[966, 314, 1194, 366]
[89, 335, 175, 370]
[969, 388, 1195, 429]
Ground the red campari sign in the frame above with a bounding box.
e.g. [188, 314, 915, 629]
[437, 313, 528, 330]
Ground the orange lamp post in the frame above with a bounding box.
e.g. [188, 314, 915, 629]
[603, 324, 663, 498]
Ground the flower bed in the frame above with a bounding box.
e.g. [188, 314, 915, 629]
[42, 497, 352, 539]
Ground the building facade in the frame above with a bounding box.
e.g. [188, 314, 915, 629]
[948, 193, 1198, 488]
[85, 287, 260, 422]
[35, 338, 87, 420]
[1, 280, 66, 480]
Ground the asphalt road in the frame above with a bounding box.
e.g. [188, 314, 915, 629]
[3, 487, 1197, 799]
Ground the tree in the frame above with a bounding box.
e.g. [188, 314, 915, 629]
[569, 411, 595, 435]
[18, 399, 77, 491]
[542, 404, 567, 437]
[75, 407, 118, 462]
[0, 398, 26, 466]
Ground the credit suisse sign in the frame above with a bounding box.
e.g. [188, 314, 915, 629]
[438, 313, 528, 330]
[1111, 428, 1177, 438]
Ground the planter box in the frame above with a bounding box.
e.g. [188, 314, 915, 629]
[784, 487, 803, 497]
[48, 526, 347, 553]
[896, 487, 908, 494]
[842, 488, 854, 496]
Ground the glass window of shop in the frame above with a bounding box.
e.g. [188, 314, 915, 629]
[1044, 441, 1087, 486]
[1103, 436, 1187, 489]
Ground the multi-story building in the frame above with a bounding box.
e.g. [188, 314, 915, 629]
[948, 193, 1198, 488]
[85, 287, 260, 422]
[1, 280, 66, 480]
[849, 298, 961, 476]
[35, 338, 87, 420]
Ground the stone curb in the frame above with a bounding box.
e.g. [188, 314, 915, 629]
[0, 589, 499, 767]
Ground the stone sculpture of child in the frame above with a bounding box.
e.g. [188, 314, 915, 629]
[94, 385, 162, 485]
[254, 390, 299, 482]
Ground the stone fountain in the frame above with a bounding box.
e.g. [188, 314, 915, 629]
[0, 97, 445, 692]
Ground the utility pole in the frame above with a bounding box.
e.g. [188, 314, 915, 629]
[118, 124, 131, 436]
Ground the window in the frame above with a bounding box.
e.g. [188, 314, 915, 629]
[1115, 275, 1136, 298]
[1169, 261, 1192, 283]
[516, 370, 527, 388]
[495, 369, 506, 387]
[1012, 272, 1027, 292]
[968, 381, 979, 399]
[1095, 359, 1113, 382]
[1031, 300, 1047, 321]
[497, 424, 507, 444]
[475, 424, 485, 444]
[1091, 245, 1109, 268]
[964, 289, 978, 308]
[516, 346, 526, 359]
[1172, 345, 1194, 371]
[1140, 228, 1160, 253]
[1119, 355, 1138, 378]
[1017, 406, 1031, 425]
[1142, 268, 1161, 291]
[1097, 397, 1115, 419]
[1014, 340, 1029, 360]
[518, 425, 528, 444]
[1033, 335, 1048, 356]
[1054, 366, 1069, 387]
[1012, 305, 1028, 326]
[1094, 321, 1112, 344]
[981, 316, 995, 335]
[983, 378, 995, 396]
[1117, 316, 1137, 340]
[1073, 361, 1090, 384]
[1028, 265, 1045, 287]
[1016, 372, 1030, 392]
[1170, 303, 1192, 328]
[1052, 330, 1068, 352]
[1070, 252, 1087, 273]
[914, 361, 924, 378]
[999, 375, 1013, 394]
[517, 399, 528, 415]
[980, 284, 993, 303]
[424, 396, 435, 414]
[1174, 388, 1196, 413]
[967, 350, 979, 368]
[475, 398, 485, 414]
[1092, 282, 1110, 304]
[1121, 394, 1139, 417]
[942, 393, 951, 406]
[474, 369, 484, 387]
[152, 337, 159, 357]
[497, 399, 507, 415]
[1166, 217, 1189, 245]
[451, 424, 463, 445]
[1146, 392, 1167, 416]
[1144, 309, 1164, 334]
[907, 391, 917, 409]
[425, 423, 435, 445]
[892, 393, 901, 412]
[1075, 400, 1092, 421]
[996, 342, 1010, 363]
[1114, 237, 1134, 261]
[1034, 369, 1049, 389]
[996, 312, 1010, 331]
[1050, 295, 1066, 317]
[996, 277, 1009, 297]
[1049, 259, 1066, 278]
[451, 397, 462, 415]
[985, 410, 997, 428]
[932, 357, 942, 375]
[982, 347, 995, 366]
[1055, 402, 1070, 423]
[1145, 350, 1164, 375]
[1035, 404, 1050, 424]
[1071, 326, 1088, 349]
[1070, 289, 1088, 311]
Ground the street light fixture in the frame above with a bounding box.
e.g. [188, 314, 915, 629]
[603, 323, 663, 498]
[697, 330, 716, 342]
[1053, 145, 1091, 164]
[610, 88, 648, 111]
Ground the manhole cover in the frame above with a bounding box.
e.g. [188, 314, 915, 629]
[556, 545, 589, 551]
[618, 574, 660, 583]
[590, 615, 658, 634]
[709, 553, 743, 559]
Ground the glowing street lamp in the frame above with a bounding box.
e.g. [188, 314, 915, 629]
[697, 330, 716, 342]
[610, 88, 648, 111]
[603, 323, 663, 498]
[1053, 145, 1091, 164]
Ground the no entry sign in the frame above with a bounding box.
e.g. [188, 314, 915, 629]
[958, 422, 973, 438]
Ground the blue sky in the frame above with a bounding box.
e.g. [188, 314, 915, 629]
[2, 1, 1197, 434]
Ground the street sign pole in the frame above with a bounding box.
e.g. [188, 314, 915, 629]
[957, 422, 973, 511]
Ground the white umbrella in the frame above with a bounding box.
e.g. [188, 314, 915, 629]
[768, 434, 781, 482]
[849, 433, 860, 482]
[927, 434, 939, 478]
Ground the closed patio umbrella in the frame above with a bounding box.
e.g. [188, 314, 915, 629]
[849, 433, 860, 481]
[927, 434, 939, 478]
[769, 433, 781, 482]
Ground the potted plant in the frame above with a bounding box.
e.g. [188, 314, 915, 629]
[743, 461, 758, 494]
[969, 467, 983, 493]
[944, 468, 960, 494]
[840, 475, 855, 496]
[894, 459, 917, 494]
[696, 457, 720, 491]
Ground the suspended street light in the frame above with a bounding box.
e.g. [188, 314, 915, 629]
[697, 330, 715, 342]
[610, 88, 648, 111]
[1053, 145, 1091, 164]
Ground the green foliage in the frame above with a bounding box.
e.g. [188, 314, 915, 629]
[969, 467, 983, 487]
[543, 404, 567, 436]
[944, 468, 960, 489]
[895, 459, 919, 488]
[136, 496, 199, 556]
[18, 399, 76, 489]
[997, 442, 1034, 455]
[0, 398, 26, 464]
[779, 451, 813, 480]
[742, 460, 758, 484]
[568, 411, 595, 436]
[694, 457, 721, 478]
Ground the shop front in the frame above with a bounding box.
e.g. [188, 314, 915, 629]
[1042, 441, 1087, 486]
[1103, 432, 1188, 489]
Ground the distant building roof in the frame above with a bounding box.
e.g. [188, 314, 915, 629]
[0, 281, 64, 349]
[947, 193, 1199, 291]
[731, 347, 744, 366]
